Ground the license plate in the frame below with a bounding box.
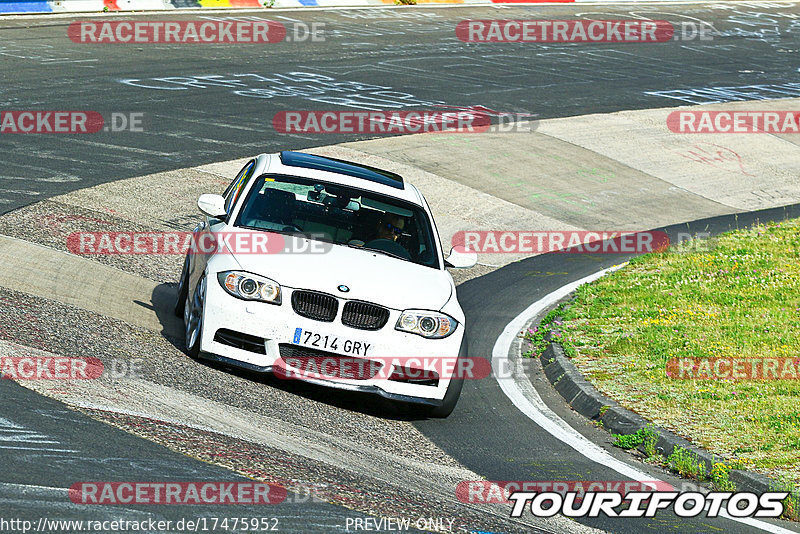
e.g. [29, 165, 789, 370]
[291, 328, 371, 357]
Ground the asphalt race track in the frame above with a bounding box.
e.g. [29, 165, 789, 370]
[1, 380, 405, 533]
[2, 3, 800, 533]
[2, 3, 800, 214]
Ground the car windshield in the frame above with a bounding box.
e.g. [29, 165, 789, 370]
[233, 174, 440, 269]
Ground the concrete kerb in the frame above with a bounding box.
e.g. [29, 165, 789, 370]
[0, 233, 182, 337]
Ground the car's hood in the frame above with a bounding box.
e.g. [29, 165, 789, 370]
[226, 233, 452, 311]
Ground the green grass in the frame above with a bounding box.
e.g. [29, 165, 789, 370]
[611, 425, 659, 458]
[668, 446, 707, 480]
[523, 218, 800, 516]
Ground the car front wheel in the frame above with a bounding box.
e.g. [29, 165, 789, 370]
[174, 254, 190, 317]
[409, 335, 468, 419]
[184, 274, 206, 359]
[427, 367, 465, 418]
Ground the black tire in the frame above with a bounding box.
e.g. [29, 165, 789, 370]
[419, 335, 469, 419]
[174, 255, 190, 317]
[427, 374, 464, 418]
[184, 274, 205, 359]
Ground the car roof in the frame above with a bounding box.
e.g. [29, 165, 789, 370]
[264, 152, 424, 206]
[280, 151, 404, 189]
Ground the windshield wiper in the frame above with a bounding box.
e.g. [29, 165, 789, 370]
[238, 225, 334, 241]
[238, 225, 300, 236]
[358, 245, 410, 262]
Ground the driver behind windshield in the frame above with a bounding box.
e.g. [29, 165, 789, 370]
[361, 213, 412, 261]
[372, 214, 406, 242]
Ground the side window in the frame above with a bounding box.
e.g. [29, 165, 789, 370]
[224, 160, 255, 216]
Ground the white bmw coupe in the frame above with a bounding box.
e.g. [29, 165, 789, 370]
[175, 151, 476, 417]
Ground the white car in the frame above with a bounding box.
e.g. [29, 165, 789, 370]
[175, 151, 476, 417]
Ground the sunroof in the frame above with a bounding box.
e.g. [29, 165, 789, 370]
[279, 151, 404, 190]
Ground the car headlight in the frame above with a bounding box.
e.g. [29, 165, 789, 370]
[395, 310, 457, 339]
[217, 271, 281, 305]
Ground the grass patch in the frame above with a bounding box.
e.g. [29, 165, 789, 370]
[522, 302, 577, 358]
[772, 476, 800, 521]
[523, 219, 800, 510]
[668, 446, 707, 480]
[711, 461, 737, 492]
[612, 425, 660, 461]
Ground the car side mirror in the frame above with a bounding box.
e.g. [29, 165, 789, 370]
[444, 247, 478, 269]
[197, 194, 227, 219]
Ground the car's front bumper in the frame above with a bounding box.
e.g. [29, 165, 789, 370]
[197, 352, 443, 407]
[199, 277, 465, 403]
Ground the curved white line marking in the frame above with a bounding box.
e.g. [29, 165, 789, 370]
[0, 483, 69, 495]
[492, 264, 798, 534]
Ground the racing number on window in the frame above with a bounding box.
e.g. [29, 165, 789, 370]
[224, 160, 256, 215]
